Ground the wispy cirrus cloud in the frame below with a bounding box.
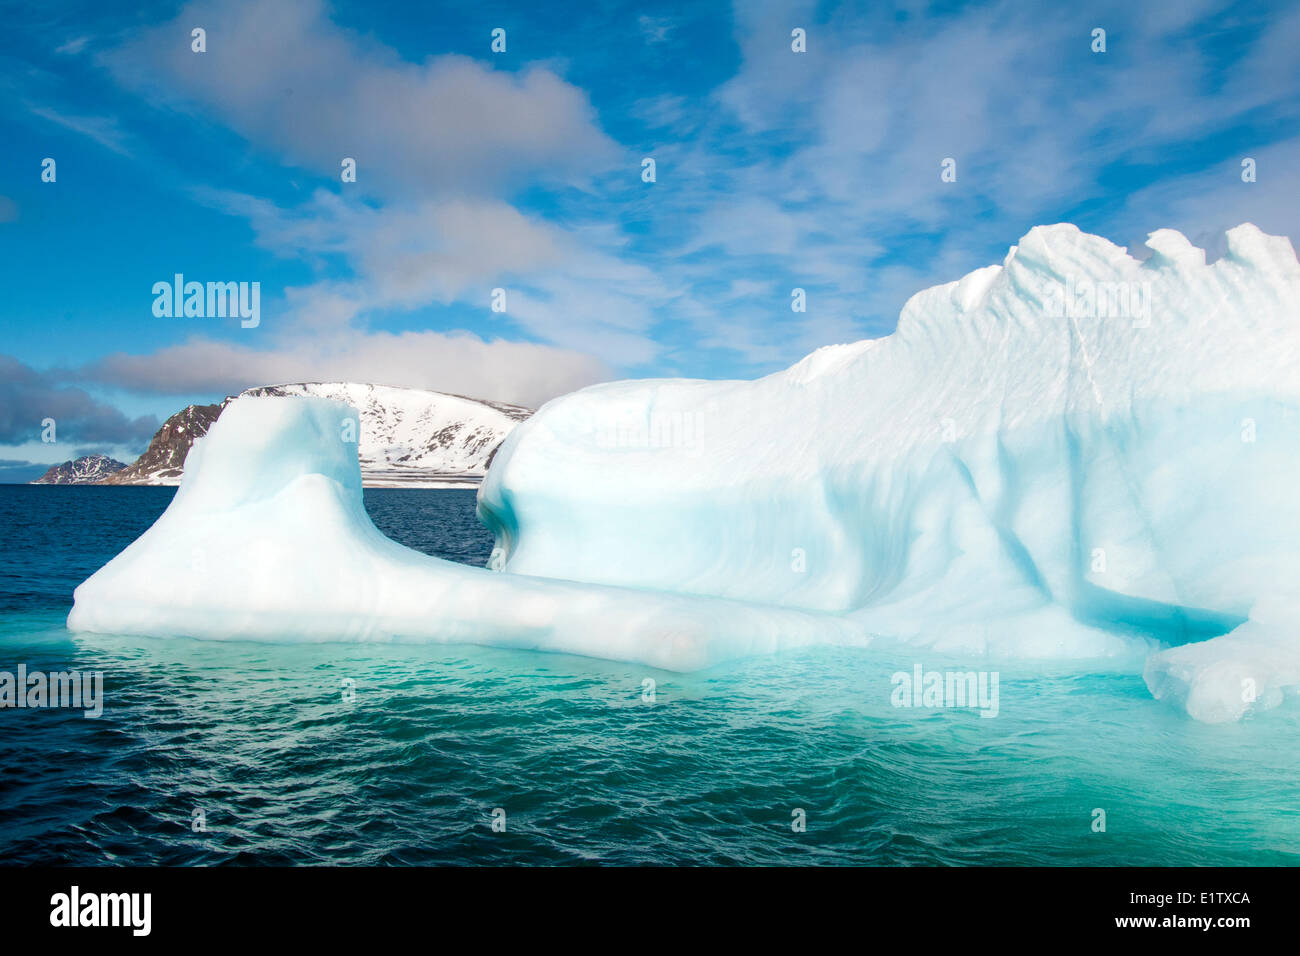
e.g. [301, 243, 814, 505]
[638, 16, 675, 45]
[628, 0, 1300, 362]
[25, 104, 132, 155]
[54, 35, 91, 56]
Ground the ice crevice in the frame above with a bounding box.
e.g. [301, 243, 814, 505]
[68, 222, 1300, 724]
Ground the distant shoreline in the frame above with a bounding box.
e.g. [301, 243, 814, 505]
[11, 480, 484, 489]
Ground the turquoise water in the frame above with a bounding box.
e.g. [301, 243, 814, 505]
[1, 485, 1297, 865]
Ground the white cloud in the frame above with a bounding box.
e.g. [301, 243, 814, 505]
[89, 0, 678, 383]
[102, 0, 621, 199]
[638, 16, 674, 45]
[55, 36, 91, 56]
[190, 187, 672, 365]
[77, 329, 611, 409]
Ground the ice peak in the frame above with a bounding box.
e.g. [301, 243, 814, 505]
[1224, 222, 1300, 274]
[1143, 229, 1205, 270]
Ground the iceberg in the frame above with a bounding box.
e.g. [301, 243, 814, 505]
[66, 396, 872, 671]
[69, 223, 1300, 723]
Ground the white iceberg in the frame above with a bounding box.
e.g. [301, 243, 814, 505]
[66, 396, 871, 671]
[69, 223, 1300, 722]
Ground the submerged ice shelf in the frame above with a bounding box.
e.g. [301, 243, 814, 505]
[69, 223, 1300, 723]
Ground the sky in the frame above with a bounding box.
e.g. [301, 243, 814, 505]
[1, 0, 1298, 480]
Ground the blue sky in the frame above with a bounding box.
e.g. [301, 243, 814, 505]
[2, 0, 1299, 479]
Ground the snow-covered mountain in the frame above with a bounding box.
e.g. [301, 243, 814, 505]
[241, 384, 530, 486]
[105, 383, 531, 488]
[31, 454, 127, 484]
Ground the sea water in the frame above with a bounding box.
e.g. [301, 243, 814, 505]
[1, 485, 1297, 865]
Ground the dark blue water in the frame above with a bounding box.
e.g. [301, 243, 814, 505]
[1, 485, 1298, 865]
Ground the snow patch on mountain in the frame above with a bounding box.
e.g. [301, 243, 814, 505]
[31, 455, 127, 485]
